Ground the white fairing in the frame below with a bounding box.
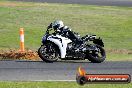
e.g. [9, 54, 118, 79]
[47, 35, 72, 58]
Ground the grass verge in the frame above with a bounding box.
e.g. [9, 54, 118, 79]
[0, 82, 131, 88]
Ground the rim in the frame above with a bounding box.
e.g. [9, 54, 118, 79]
[40, 44, 58, 61]
[90, 45, 105, 59]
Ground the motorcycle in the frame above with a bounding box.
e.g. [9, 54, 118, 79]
[38, 28, 106, 63]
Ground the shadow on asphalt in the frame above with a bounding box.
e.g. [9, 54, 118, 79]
[15, 60, 92, 63]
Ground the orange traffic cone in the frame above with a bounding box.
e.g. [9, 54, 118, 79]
[19, 28, 25, 52]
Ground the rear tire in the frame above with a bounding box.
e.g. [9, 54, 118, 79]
[38, 42, 59, 62]
[87, 45, 106, 63]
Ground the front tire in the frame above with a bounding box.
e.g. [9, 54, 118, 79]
[38, 42, 59, 62]
[87, 45, 106, 63]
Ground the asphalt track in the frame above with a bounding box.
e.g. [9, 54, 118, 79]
[0, 61, 132, 81]
[16, 0, 132, 6]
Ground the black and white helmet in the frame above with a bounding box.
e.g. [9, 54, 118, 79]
[52, 20, 64, 30]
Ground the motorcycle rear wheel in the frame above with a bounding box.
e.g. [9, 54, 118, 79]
[38, 42, 59, 62]
[87, 45, 106, 63]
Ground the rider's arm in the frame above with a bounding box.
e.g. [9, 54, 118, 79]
[60, 26, 71, 36]
[47, 23, 52, 29]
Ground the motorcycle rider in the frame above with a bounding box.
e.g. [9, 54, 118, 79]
[47, 20, 83, 48]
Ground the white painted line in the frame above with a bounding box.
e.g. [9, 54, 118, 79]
[0, 80, 76, 82]
[29, 80, 76, 82]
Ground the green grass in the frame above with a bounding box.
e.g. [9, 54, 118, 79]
[0, 82, 131, 88]
[107, 53, 132, 61]
[0, 1, 132, 60]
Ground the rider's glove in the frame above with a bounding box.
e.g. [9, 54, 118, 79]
[47, 23, 52, 29]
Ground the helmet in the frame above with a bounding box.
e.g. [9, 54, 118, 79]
[52, 20, 64, 30]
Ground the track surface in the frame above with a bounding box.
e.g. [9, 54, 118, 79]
[0, 61, 132, 81]
[16, 0, 132, 6]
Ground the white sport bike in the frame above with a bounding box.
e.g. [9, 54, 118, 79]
[38, 28, 106, 63]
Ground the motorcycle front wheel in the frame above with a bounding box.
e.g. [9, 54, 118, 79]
[87, 45, 106, 63]
[38, 42, 59, 62]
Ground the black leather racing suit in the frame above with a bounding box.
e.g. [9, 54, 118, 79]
[57, 26, 83, 46]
